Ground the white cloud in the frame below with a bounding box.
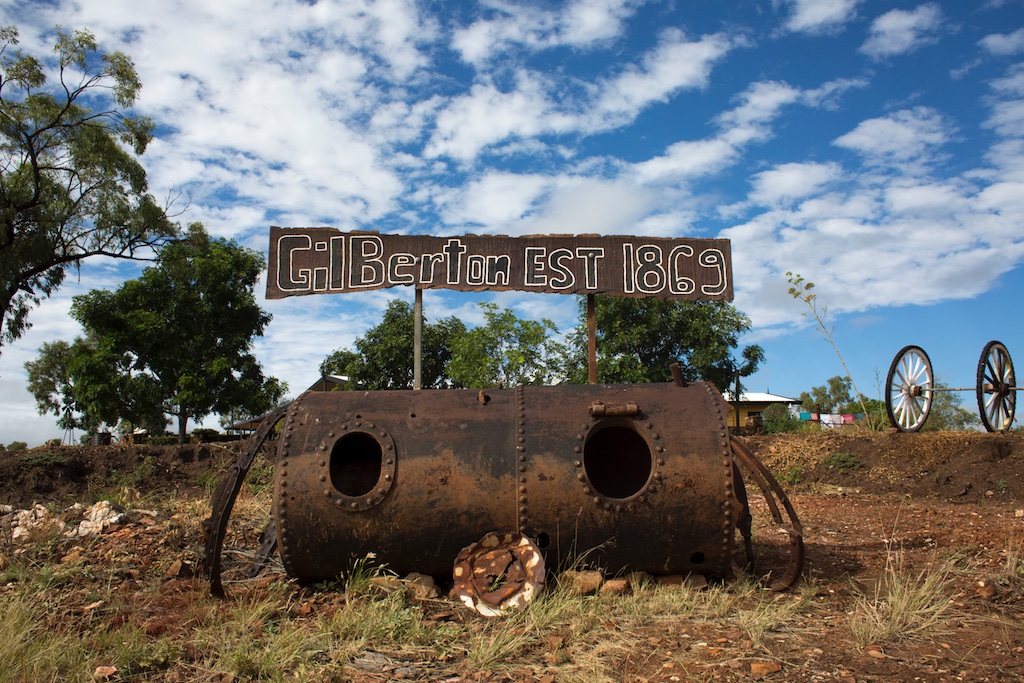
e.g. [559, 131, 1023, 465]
[451, 0, 639, 65]
[632, 78, 860, 188]
[749, 162, 843, 206]
[521, 178, 658, 235]
[561, 0, 639, 46]
[781, 0, 860, 35]
[594, 30, 735, 121]
[833, 107, 952, 168]
[424, 72, 567, 162]
[437, 171, 551, 230]
[717, 81, 802, 144]
[859, 3, 948, 61]
[633, 138, 740, 182]
[431, 29, 738, 162]
[979, 28, 1024, 56]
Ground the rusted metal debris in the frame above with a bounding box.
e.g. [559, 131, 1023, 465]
[203, 380, 804, 599]
[453, 532, 545, 617]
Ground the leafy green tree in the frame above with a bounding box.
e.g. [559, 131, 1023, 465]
[319, 348, 360, 383]
[562, 296, 764, 390]
[320, 299, 466, 390]
[762, 403, 802, 434]
[799, 377, 890, 428]
[23, 339, 97, 434]
[800, 376, 856, 413]
[71, 342, 171, 436]
[0, 26, 176, 354]
[447, 302, 563, 388]
[69, 224, 283, 441]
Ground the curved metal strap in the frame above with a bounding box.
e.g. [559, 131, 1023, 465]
[732, 462, 755, 570]
[729, 435, 805, 590]
[203, 406, 287, 597]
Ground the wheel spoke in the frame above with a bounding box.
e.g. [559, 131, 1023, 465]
[886, 346, 934, 431]
[977, 341, 1016, 432]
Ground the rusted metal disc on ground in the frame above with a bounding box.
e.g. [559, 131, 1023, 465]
[453, 531, 545, 617]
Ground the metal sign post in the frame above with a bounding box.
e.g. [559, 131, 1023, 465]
[414, 288, 423, 390]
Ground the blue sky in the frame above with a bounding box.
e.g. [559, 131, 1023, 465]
[2, 0, 1023, 445]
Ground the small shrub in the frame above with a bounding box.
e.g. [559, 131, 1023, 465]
[18, 451, 69, 469]
[120, 455, 158, 488]
[191, 428, 222, 443]
[825, 451, 863, 472]
[762, 404, 802, 434]
[6, 441, 27, 452]
[149, 435, 179, 446]
[778, 464, 804, 486]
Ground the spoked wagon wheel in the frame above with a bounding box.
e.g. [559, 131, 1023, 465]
[976, 340, 1016, 433]
[885, 345, 934, 432]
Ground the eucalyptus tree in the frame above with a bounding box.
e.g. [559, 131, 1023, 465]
[0, 25, 175, 354]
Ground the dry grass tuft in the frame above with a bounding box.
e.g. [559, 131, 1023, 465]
[848, 549, 961, 648]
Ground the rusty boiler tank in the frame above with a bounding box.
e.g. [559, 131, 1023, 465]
[270, 380, 758, 583]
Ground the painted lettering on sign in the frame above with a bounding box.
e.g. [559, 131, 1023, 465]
[267, 228, 733, 301]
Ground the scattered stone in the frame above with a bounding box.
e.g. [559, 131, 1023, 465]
[1014, 508, 1024, 518]
[5, 501, 135, 541]
[405, 572, 439, 599]
[350, 651, 390, 672]
[82, 600, 104, 613]
[654, 573, 708, 590]
[750, 660, 782, 676]
[684, 573, 709, 590]
[559, 569, 603, 595]
[599, 577, 631, 596]
[11, 504, 60, 539]
[369, 576, 405, 593]
[975, 578, 997, 599]
[167, 559, 195, 579]
[68, 501, 128, 537]
[93, 666, 118, 680]
[392, 665, 421, 679]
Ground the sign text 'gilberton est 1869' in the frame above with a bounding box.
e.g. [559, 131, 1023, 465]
[267, 228, 733, 301]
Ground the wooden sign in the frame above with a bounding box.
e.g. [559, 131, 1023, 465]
[266, 228, 733, 301]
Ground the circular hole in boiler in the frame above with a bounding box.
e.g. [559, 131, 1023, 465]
[582, 423, 652, 500]
[330, 432, 382, 497]
[534, 532, 551, 549]
[690, 551, 705, 565]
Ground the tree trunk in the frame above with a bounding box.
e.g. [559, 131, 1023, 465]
[177, 413, 189, 444]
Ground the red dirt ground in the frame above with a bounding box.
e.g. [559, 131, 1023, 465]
[1, 431, 1022, 682]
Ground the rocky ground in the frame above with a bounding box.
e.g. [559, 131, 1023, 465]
[0, 430, 1022, 682]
